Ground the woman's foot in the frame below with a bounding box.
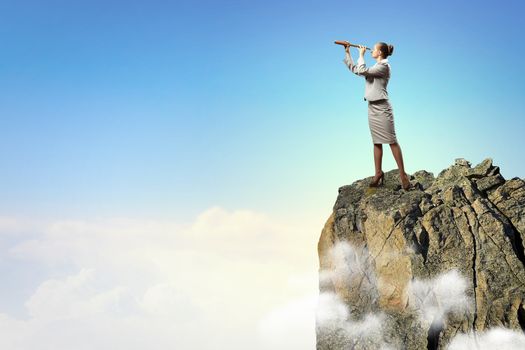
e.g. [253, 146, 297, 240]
[400, 172, 411, 191]
[369, 171, 384, 187]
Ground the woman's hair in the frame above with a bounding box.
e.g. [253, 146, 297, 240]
[377, 42, 394, 58]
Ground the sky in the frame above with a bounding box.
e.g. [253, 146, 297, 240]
[0, 0, 524, 349]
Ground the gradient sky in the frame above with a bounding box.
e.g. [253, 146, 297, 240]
[0, 0, 524, 348]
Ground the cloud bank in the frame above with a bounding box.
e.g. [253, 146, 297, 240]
[0, 207, 321, 350]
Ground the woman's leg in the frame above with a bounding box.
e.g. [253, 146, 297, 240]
[373, 143, 383, 176]
[389, 142, 406, 176]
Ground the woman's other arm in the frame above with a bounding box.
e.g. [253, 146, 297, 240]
[353, 45, 388, 78]
[342, 44, 362, 77]
[343, 51, 357, 71]
[353, 56, 388, 78]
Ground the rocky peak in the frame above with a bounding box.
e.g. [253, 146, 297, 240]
[317, 158, 525, 349]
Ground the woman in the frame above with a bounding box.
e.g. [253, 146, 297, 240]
[342, 41, 411, 190]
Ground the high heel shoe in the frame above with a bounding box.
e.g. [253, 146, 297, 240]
[400, 172, 411, 191]
[369, 171, 384, 187]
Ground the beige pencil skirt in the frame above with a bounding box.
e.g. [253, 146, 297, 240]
[367, 99, 398, 144]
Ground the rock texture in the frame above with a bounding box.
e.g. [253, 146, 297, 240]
[316, 158, 525, 350]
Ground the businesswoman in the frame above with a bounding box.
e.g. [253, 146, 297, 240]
[342, 41, 411, 190]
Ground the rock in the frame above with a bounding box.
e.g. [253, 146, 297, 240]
[474, 174, 505, 192]
[412, 170, 435, 191]
[455, 158, 472, 167]
[466, 158, 494, 178]
[317, 158, 525, 350]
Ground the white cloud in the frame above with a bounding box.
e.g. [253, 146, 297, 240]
[315, 291, 391, 349]
[0, 206, 321, 350]
[408, 269, 473, 325]
[319, 240, 377, 292]
[316, 241, 392, 349]
[257, 294, 318, 349]
[139, 282, 200, 317]
[25, 268, 126, 321]
[315, 292, 350, 326]
[447, 327, 525, 350]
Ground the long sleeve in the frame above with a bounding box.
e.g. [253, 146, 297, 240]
[343, 51, 353, 67]
[342, 51, 360, 76]
[353, 56, 389, 78]
[343, 51, 374, 77]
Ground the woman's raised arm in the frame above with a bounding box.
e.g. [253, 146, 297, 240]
[342, 46, 363, 77]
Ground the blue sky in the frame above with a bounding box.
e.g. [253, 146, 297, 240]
[1, 0, 524, 222]
[0, 2, 524, 347]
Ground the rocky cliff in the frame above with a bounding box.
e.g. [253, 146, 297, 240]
[316, 158, 525, 350]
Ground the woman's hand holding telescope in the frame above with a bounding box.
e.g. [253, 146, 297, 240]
[335, 40, 370, 56]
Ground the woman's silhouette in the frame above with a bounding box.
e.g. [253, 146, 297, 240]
[342, 41, 411, 190]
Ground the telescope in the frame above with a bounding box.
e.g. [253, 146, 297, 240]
[334, 40, 371, 51]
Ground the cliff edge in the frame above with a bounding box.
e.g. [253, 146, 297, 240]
[316, 158, 525, 350]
